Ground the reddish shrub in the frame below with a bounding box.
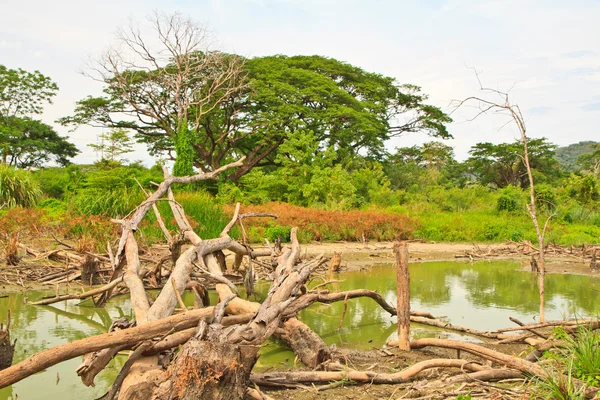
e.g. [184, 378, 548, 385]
[225, 202, 417, 242]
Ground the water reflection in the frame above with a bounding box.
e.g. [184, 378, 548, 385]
[0, 292, 131, 400]
[1, 260, 600, 399]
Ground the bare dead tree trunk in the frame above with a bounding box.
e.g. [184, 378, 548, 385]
[80, 254, 100, 286]
[394, 242, 410, 351]
[0, 312, 15, 371]
[453, 73, 555, 323]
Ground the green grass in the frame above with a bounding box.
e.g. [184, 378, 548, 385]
[0, 164, 42, 208]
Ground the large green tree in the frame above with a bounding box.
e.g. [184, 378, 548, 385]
[384, 141, 460, 190]
[466, 138, 559, 188]
[0, 65, 78, 167]
[63, 27, 451, 180]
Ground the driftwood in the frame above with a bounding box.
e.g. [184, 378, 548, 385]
[0, 307, 255, 388]
[251, 358, 487, 386]
[29, 276, 124, 305]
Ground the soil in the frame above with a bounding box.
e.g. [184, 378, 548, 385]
[301, 241, 595, 276]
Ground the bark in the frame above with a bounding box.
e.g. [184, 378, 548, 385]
[80, 253, 100, 286]
[0, 307, 256, 388]
[328, 252, 342, 274]
[96, 158, 245, 307]
[277, 318, 331, 367]
[394, 242, 410, 351]
[409, 338, 547, 377]
[152, 341, 258, 400]
[0, 312, 15, 371]
[29, 276, 124, 305]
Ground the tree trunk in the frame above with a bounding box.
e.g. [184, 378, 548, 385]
[151, 340, 259, 400]
[394, 242, 410, 351]
[277, 318, 331, 367]
[80, 253, 100, 286]
[328, 252, 342, 274]
[0, 327, 15, 371]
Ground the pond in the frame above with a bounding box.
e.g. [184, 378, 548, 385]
[1, 260, 599, 399]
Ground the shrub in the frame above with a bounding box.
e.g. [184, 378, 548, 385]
[226, 202, 416, 242]
[0, 164, 42, 208]
[264, 225, 292, 242]
[496, 186, 523, 213]
[535, 184, 557, 212]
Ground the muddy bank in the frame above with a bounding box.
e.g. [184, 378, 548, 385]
[302, 241, 595, 276]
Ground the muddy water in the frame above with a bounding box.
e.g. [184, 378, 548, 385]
[1, 260, 600, 399]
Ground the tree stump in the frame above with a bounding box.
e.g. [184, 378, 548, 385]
[530, 256, 538, 273]
[328, 252, 342, 274]
[0, 312, 15, 371]
[394, 242, 411, 351]
[156, 339, 259, 400]
[591, 249, 597, 271]
[80, 254, 100, 286]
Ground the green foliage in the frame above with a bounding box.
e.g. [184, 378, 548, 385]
[64, 53, 451, 181]
[562, 326, 600, 387]
[567, 174, 600, 204]
[0, 65, 77, 167]
[535, 184, 557, 212]
[496, 186, 523, 213]
[0, 65, 58, 117]
[88, 128, 135, 162]
[0, 164, 42, 208]
[555, 141, 599, 171]
[173, 125, 195, 177]
[264, 225, 292, 242]
[535, 325, 600, 398]
[534, 360, 586, 400]
[467, 138, 559, 188]
[385, 141, 460, 191]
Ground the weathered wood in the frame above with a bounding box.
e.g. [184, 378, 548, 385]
[277, 318, 331, 367]
[154, 340, 258, 400]
[493, 318, 596, 333]
[409, 338, 547, 377]
[251, 359, 486, 385]
[394, 242, 410, 351]
[0, 311, 15, 371]
[328, 252, 342, 274]
[81, 253, 100, 286]
[0, 307, 255, 388]
[30, 276, 124, 305]
[509, 316, 549, 340]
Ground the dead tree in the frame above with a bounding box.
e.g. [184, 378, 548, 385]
[0, 311, 15, 371]
[452, 71, 555, 322]
[394, 242, 411, 351]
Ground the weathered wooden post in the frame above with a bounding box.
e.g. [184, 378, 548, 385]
[394, 242, 410, 351]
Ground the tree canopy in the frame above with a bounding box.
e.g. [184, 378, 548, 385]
[63, 47, 451, 180]
[0, 65, 78, 168]
[466, 138, 560, 188]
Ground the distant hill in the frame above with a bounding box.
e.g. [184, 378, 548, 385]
[555, 141, 599, 171]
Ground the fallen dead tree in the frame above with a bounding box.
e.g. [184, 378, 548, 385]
[456, 241, 600, 265]
[5, 160, 600, 399]
[251, 358, 488, 386]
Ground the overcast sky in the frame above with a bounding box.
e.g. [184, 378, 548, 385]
[1, 0, 598, 165]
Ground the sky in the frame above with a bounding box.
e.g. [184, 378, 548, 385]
[1, 0, 599, 165]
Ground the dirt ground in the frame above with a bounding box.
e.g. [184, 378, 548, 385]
[301, 241, 595, 276]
